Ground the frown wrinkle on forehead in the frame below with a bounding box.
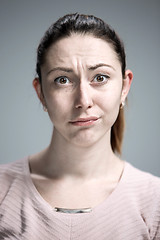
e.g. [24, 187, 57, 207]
[43, 34, 121, 78]
[46, 63, 116, 77]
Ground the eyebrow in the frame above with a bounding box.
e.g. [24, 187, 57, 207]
[88, 63, 115, 71]
[47, 63, 115, 75]
[47, 67, 73, 75]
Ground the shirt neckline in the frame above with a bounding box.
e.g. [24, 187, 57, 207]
[23, 156, 129, 216]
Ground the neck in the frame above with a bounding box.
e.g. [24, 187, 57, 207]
[41, 128, 121, 181]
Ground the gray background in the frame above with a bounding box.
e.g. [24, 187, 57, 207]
[0, 0, 160, 177]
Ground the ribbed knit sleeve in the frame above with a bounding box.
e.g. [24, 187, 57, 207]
[121, 163, 160, 239]
[148, 177, 160, 239]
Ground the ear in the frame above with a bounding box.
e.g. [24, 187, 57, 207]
[121, 69, 133, 103]
[32, 78, 46, 106]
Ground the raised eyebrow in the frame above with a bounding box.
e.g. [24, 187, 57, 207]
[47, 64, 115, 76]
[88, 63, 115, 71]
[47, 67, 73, 75]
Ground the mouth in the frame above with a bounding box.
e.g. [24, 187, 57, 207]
[69, 117, 99, 126]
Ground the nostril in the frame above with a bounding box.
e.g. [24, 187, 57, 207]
[75, 104, 82, 109]
[75, 103, 92, 109]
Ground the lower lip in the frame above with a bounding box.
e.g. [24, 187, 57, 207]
[70, 119, 98, 126]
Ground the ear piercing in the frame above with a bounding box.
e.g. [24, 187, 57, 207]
[120, 101, 125, 109]
[122, 90, 126, 96]
[120, 91, 126, 109]
[43, 105, 48, 112]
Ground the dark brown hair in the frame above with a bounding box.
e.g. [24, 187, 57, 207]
[36, 13, 126, 155]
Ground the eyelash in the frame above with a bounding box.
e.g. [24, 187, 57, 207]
[92, 74, 110, 85]
[54, 74, 110, 86]
[54, 76, 71, 85]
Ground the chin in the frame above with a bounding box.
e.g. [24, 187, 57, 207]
[69, 131, 108, 148]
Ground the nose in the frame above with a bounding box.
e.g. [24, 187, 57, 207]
[74, 82, 93, 109]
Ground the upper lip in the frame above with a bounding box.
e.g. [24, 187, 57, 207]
[70, 116, 99, 123]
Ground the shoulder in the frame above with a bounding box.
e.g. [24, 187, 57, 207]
[124, 162, 160, 201]
[124, 162, 160, 239]
[125, 162, 160, 191]
[0, 158, 26, 179]
[0, 158, 27, 204]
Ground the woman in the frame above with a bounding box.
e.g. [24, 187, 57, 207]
[0, 13, 160, 239]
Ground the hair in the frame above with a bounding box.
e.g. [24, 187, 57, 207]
[36, 13, 127, 155]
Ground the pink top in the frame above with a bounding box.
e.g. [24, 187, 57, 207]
[0, 157, 160, 240]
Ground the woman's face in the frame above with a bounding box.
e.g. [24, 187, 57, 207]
[34, 34, 132, 147]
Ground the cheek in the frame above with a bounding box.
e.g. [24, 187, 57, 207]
[97, 87, 122, 128]
[45, 92, 73, 122]
[98, 88, 122, 112]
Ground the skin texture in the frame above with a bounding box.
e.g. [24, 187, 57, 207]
[31, 34, 133, 208]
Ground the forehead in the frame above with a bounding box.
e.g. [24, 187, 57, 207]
[44, 34, 120, 69]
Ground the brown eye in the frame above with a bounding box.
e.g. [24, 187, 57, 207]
[96, 75, 105, 82]
[60, 77, 67, 84]
[93, 74, 109, 83]
[54, 76, 70, 84]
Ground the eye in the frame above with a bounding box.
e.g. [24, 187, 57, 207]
[93, 74, 109, 84]
[54, 76, 70, 85]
